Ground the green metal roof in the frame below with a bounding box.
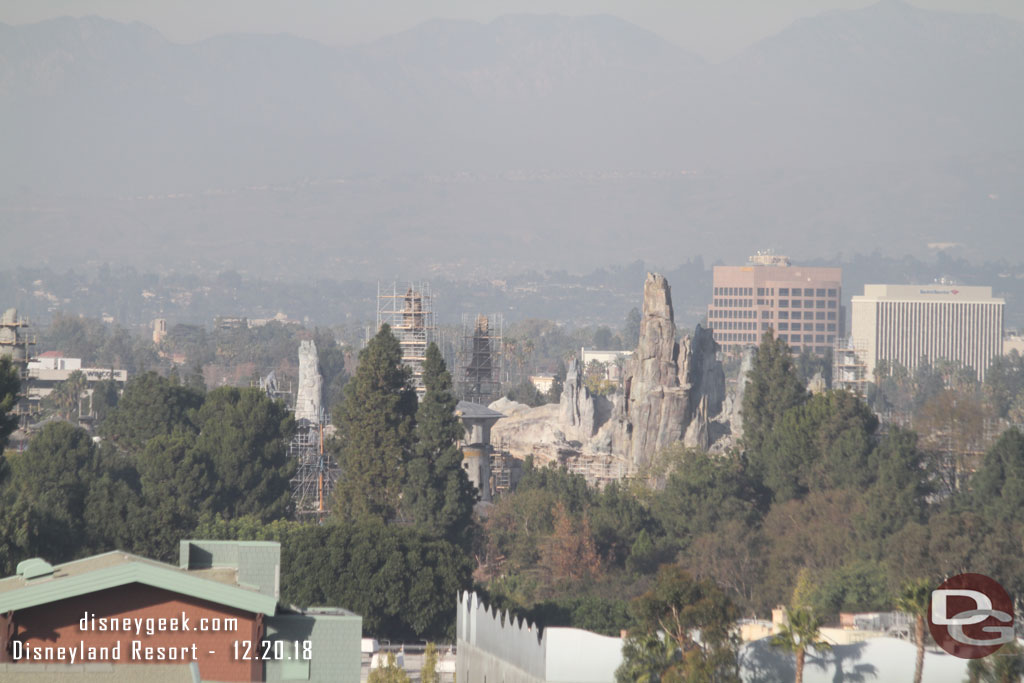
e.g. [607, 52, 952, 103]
[0, 551, 277, 616]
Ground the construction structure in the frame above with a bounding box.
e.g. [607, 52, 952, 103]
[833, 339, 869, 397]
[262, 341, 339, 519]
[377, 282, 435, 398]
[456, 313, 503, 406]
[0, 308, 37, 426]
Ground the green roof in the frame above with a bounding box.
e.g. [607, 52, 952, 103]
[0, 550, 277, 616]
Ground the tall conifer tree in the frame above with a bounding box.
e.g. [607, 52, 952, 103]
[333, 324, 417, 522]
[404, 343, 477, 547]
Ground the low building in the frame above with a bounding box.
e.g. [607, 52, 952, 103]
[0, 540, 361, 682]
[579, 348, 632, 382]
[25, 352, 128, 416]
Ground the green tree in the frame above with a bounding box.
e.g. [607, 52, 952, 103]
[741, 329, 806, 458]
[896, 578, 932, 683]
[755, 390, 877, 502]
[194, 387, 295, 521]
[100, 372, 203, 450]
[771, 607, 830, 683]
[630, 565, 740, 682]
[367, 652, 411, 683]
[47, 369, 87, 420]
[615, 632, 682, 683]
[967, 641, 1024, 683]
[134, 431, 217, 560]
[0, 423, 103, 566]
[403, 343, 476, 547]
[332, 324, 417, 522]
[421, 642, 439, 683]
[0, 356, 20, 451]
[971, 428, 1024, 526]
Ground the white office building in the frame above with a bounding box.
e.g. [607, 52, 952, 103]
[851, 284, 1004, 381]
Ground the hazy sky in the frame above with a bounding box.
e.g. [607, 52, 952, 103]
[3, 0, 1023, 60]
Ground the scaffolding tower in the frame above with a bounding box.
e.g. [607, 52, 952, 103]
[377, 282, 435, 398]
[288, 413, 339, 519]
[456, 313, 503, 406]
[0, 308, 38, 426]
[833, 338, 869, 398]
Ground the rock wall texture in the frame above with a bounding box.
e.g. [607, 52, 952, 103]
[601, 273, 724, 466]
[490, 273, 725, 471]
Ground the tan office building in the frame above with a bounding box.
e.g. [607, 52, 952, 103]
[707, 254, 842, 355]
[851, 284, 1004, 381]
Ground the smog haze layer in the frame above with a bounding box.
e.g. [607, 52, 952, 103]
[1, 0, 1023, 280]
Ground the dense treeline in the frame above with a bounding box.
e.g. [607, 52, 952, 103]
[0, 327, 476, 641]
[4, 322, 1024, 651]
[475, 330, 1024, 643]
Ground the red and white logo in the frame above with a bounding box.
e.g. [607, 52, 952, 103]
[929, 573, 1014, 659]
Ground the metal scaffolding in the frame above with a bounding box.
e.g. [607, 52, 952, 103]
[377, 282, 435, 398]
[833, 338, 869, 397]
[456, 313, 503, 406]
[0, 308, 38, 426]
[288, 416, 339, 519]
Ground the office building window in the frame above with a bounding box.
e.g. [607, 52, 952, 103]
[779, 300, 788, 308]
[827, 323, 835, 331]
[815, 335, 825, 343]
[790, 323, 800, 331]
[816, 289, 825, 297]
[790, 311, 801, 320]
[828, 300, 837, 308]
[828, 289, 837, 297]
[803, 288, 814, 296]
[816, 323, 824, 331]
[779, 323, 789, 330]
[816, 300, 825, 309]
[779, 334, 788, 341]
[816, 312, 825, 320]
[803, 334, 813, 342]
[792, 300, 801, 308]
[757, 288, 765, 296]
[827, 312, 836, 320]
[779, 288, 789, 296]
[778, 311, 789, 319]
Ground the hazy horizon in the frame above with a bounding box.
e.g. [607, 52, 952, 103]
[4, 0, 1024, 61]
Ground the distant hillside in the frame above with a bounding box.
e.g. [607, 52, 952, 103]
[1, 3, 1022, 275]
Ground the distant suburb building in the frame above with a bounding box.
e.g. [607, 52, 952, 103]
[851, 284, 1004, 382]
[707, 253, 842, 355]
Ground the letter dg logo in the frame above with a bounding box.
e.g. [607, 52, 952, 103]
[928, 573, 1015, 659]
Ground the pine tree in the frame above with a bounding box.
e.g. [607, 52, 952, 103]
[741, 328, 807, 460]
[403, 343, 477, 547]
[333, 324, 418, 523]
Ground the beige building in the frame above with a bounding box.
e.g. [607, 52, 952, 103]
[707, 254, 842, 355]
[851, 284, 1004, 381]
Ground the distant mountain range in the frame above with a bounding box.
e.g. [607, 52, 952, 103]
[1, 1, 1022, 276]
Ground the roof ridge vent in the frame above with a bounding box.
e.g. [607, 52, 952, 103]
[16, 558, 54, 580]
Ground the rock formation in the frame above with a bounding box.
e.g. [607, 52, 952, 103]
[294, 340, 323, 422]
[490, 272, 726, 474]
[559, 358, 598, 442]
[601, 273, 725, 466]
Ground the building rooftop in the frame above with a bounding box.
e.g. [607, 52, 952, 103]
[455, 400, 505, 420]
[0, 549, 278, 615]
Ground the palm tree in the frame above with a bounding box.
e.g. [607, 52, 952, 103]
[615, 632, 682, 683]
[967, 641, 1024, 682]
[772, 607, 831, 683]
[896, 578, 932, 683]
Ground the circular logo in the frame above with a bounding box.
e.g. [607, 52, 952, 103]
[928, 573, 1015, 659]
